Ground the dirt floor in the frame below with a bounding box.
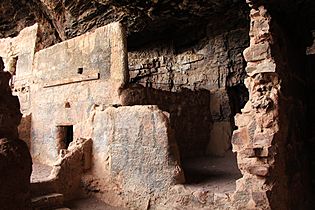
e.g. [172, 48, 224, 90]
[182, 151, 242, 193]
[30, 151, 240, 209]
[31, 162, 125, 209]
[65, 197, 126, 210]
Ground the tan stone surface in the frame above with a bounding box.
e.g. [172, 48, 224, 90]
[31, 22, 128, 164]
[230, 4, 286, 210]
[0, 24, 38, 78]
[206, 121, 232, 156]
[80, 105, 184, 208]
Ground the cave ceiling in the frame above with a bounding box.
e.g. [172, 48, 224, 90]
[0, 0, 248, 49]
[1, 0, 315, 49]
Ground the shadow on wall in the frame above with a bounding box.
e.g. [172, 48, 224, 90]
[120, 85, 212, 159]
[0, 57, 4, 71]
[227, 83, 249, 126]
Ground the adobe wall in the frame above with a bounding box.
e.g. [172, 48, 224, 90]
[78, 105, 184, 208]
[31, 22, 128, 164]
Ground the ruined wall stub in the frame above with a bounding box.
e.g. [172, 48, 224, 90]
[231, 2, 293, 209]
[31, 22, 128, 164]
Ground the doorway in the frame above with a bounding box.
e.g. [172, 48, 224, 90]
[56, 125, 74, 151]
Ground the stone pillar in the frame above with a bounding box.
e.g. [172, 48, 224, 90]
[0, 71, 32, 210]
[231, 3, 287, 210]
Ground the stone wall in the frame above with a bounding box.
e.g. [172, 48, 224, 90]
[231, 4, 284, 209]
[127, 27, 249, 157]
[79, 105, 184, 208]
[0, 24, 38, 148]
[31, 138, 92, 201]
[31, 22, 127, 164]
[120, 87, 211, 158]
[231, 1, 311, 209]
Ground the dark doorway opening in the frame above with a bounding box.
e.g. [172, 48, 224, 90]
[0, 57, 4, 71]
[56, 125, 74, 150]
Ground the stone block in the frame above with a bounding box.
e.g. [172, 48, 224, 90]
[235, 176, 265, 192]
[248, 165, 269, 177]
[89, 105, 184, 199]
[253, 132, 274, 147]
[239, 148, 256, 158]
[214, 193, 230, 204]
[246, 59, 276, 76]
[235, 112, 253, 128]
[231, 190, 251, 209]
[243, 42, 270, 62]
[232, 127, 250, 147]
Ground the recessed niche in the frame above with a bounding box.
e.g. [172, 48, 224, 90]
[77, 67, 84, 74]
[65, 102, 71, 108]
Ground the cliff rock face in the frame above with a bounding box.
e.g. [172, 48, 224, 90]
[0, 0, 249, 50]
[0, 0, 251, 158]
[0, 71, 32, 210]
[1, 0, 315, 209]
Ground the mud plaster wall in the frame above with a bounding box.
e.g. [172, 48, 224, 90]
[31, 22, 127, 164]
[127, 27, 249, 157]
[80, 105, 184, 208]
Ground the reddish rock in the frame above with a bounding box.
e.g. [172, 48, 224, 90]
[0, 138, 32, 210]
[243, 42, 270, 62]
[0, 71, 32, 210]
[232, 127, 250, 146]
[248, 165, 269, 177]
